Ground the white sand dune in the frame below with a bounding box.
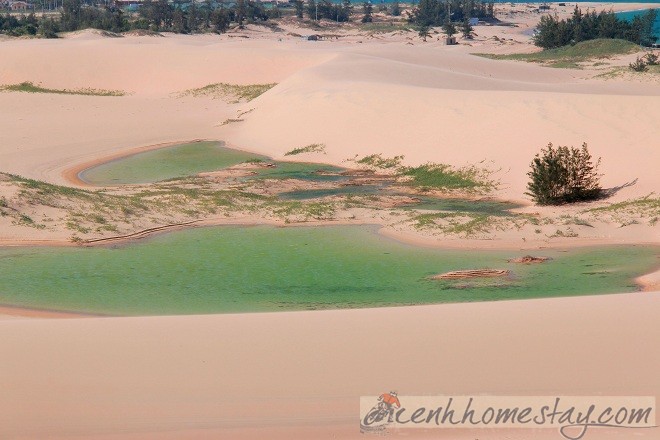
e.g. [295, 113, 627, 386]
[226, 45, 660, 201]
[1, 292, 658, 439]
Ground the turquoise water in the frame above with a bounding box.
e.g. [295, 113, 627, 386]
[79, 141, 345, 185]
[0, 225, 655, 316]
[249, 162, 345, 182]
[79, 141, 267, 185]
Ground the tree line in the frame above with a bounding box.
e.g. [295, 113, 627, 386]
[534, 7, 658, 49]
[1, 0, 289, 37]
[410, 0, 494, 27]
[1, 0, 410, 37]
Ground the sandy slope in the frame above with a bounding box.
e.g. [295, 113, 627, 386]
[1, 30, 658, 201]
[1, 291, 659, 439]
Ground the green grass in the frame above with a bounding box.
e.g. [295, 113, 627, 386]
[587, 195, 660, 217]
[400, 163, 495, 192]
[271, 200, 336, 222]
[355, 154, 404, 170]
[284, 143, 326, 156]
[177, 83, 277, 102]
[474, 39, 640, 69]
[0, 81, 125, 96]
[410, 211, 502, 237]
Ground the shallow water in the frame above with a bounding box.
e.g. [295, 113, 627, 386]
[0, 225, 655, 316]
[79, 141, 344, 185]
[79, 141, 267, 185]
[249, 162, 345, 182]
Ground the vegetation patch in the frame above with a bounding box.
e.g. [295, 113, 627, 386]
[475, 39, 640, 68]
[586, 195, 660, 225]
[220, 118, 244, 126]
[284, 143, 326, 156]
[410, 211, 502, 238]
[353, 154, 404, 170]
[400, 163, 495, 192]
[271, 200, 336, 222]
[0, 82, 125, 96]
[177, 83, 277, 102]
[359, 22, 413, 34]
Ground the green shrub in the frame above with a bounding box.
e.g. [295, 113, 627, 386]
[526, 143, 602, 205]
[644, 52, 659, 66]
[629, 56, 648, 72]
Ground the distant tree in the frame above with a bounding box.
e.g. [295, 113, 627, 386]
[306, 0, 317, 20]
[61, 0, 81, 31]
[294, 0, 304, 19]
[236, 0, 246, 27]
[418, 24, 430, 41]
[390, 1, 401, 17]
[210, 7, 229, 32]
[341, 0, 353, 22]
[245, 0, 268, 22]
[187, 1, 198, 32]
[38, 16, 59, 37]
[139, 0, 173, 31]
[413, 0, 441, 27]
[526, 143, 602, 205]
[361, 1, 373, 23]
[461, 17, 473, 38]
[172, 7, 186, 33]
[442, 19, 456, 37]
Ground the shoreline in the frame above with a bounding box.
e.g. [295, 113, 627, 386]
[0, 304, 106, 319]
[62, 139, 209, 187]
[1, 272, 658, 320]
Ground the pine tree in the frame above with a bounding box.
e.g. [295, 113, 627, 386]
[461, 17, 473, 38]
[390, 1, 401, 17]
[294, 0, 304, 19]
[443, 19, 456, 37]
[418, 24, 430, 41]
[361, 1, 373, 23]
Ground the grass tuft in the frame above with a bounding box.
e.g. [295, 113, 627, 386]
[284, 143, 326, 156]
[400, 163, 495, 192]
[177, 83, 277, 102]
[0, 81, 125, 96]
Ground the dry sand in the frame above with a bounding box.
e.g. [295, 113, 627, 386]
[1, 292, 659, 439]
[0, 2, 659, 438]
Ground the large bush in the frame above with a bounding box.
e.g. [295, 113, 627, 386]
[526, 143, 602, 205]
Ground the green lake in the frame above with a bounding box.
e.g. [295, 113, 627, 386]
[78, 141, 343, 185]
[0, 225, 655, 316]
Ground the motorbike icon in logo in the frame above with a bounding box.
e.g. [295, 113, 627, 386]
[362, 391, 401, 430]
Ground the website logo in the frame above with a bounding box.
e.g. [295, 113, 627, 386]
[360, 395, 656, 439]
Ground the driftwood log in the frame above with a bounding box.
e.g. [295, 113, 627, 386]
[508, 255, 551, 264]
[429, 269, 510, 280]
